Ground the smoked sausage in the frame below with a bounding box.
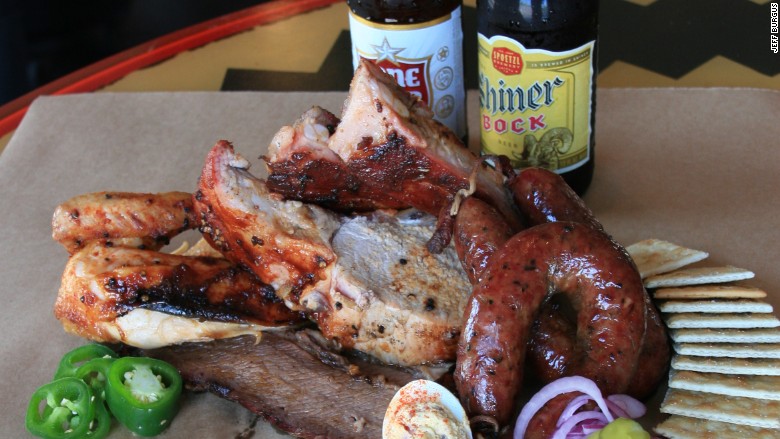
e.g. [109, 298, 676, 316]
[452, 197, 515, 285]
[508, 167, 604, 233]
[451, 167, 670, 433]
[510, 167, 670, 400]
[454, 222, 647, 426]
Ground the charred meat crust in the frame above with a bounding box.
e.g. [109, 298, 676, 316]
[53, 241, 304, 345]
[104, 260, 302, 325]
[266, 150, 407, 213]
[346, 131, 458, 216]
[265, 105, 407, 213]
[194, 141, 338, 308]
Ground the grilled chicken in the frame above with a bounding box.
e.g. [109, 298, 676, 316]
[52, 190, 303, 348]
[52, 191, 196, 254]
[265, 106, 407, 212]
[54, 241, 304, 348]
[195, 141, 472, 366]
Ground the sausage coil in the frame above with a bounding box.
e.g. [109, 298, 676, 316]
[452, 167, 670, 435]
[509, 168, 670, 399]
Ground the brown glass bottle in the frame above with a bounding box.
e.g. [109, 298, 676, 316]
[347, 0, 461, 23]
[477, 0, 599, 195]
[347, 0, 467, 140]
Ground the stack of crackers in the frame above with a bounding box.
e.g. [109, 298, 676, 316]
[626, 239, 780, 438]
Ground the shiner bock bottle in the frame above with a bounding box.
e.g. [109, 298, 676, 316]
[478, 0, 599, 195]
[348, 0, 466, 141]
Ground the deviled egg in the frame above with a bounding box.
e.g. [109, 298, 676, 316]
[382, 379, 472, 439]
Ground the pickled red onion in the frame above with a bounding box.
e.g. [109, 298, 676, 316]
[513, 376, 613, 439]
[557, 395, 592, 426]
[607, 394, 646, 419]
[512, 376, 646, 439]
[551, 411, 608, 439]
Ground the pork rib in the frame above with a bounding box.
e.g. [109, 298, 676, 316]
[196, 140, 341, 309]
[265, 106, 407, 212]
[327, 59, 522, 229]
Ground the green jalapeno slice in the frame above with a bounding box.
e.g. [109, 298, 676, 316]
[106, 357, 182, 437]
[74, 357, 116, 401]
[54, 344, 118, 380]
[25, 377, 96, 439]
[86, 398, 112, 438]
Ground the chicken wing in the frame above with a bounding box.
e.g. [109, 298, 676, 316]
[52, 191, 197, 254]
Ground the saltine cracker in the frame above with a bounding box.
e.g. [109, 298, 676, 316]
[659, 299, 773, 313]
[655, 415, 780, 439]
[660, 388, 780, 428]
[672, 355, 780, 375]
[646, 265, 755, 288]
[670, 328, 780, 344]
[626, 239, 708, 279]
[665, 312, 780, 329]
[669, 370, 780, 400]
[654, 285, 768, 300]
[674, 342, 780, 358]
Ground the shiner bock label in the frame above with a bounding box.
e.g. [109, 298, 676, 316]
[478, 33, 595, 173]
[349, 7, 466, 139]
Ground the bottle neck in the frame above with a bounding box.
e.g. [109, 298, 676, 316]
[477, 0, 599, 33]
[347, 0, 462, 24]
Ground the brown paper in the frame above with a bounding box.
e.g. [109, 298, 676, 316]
[1, 88, 778, 437]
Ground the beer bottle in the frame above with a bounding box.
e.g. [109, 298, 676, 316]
[348, 0, 466, 141]
[477, 0, 599, 195]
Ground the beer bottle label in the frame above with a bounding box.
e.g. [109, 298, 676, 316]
[478, 33, 595, 173]
[349, 7, 466, 139]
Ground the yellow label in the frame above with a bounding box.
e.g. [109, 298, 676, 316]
[478, 33, 595, 173]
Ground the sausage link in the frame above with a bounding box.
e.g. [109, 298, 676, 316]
[526, 295, 670, 399]
[523, 393, 578, 439]
[454, 222, 646, 427]
[509, 167, 670, 401]
[453, 197, 515, 285]
[626, 293, 671, 398]
[508, 167, 604, 233]
[527, 300, 578, 383]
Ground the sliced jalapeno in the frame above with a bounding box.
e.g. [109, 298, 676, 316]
[75, 357, 115, 401]
[106, 356, 182, 437]
[26, 377, 96, 439]
[54, 344, 117, 380]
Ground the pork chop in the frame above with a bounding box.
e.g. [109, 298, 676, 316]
[324, 209, 471, 365]
[195, 141, 471, 366]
